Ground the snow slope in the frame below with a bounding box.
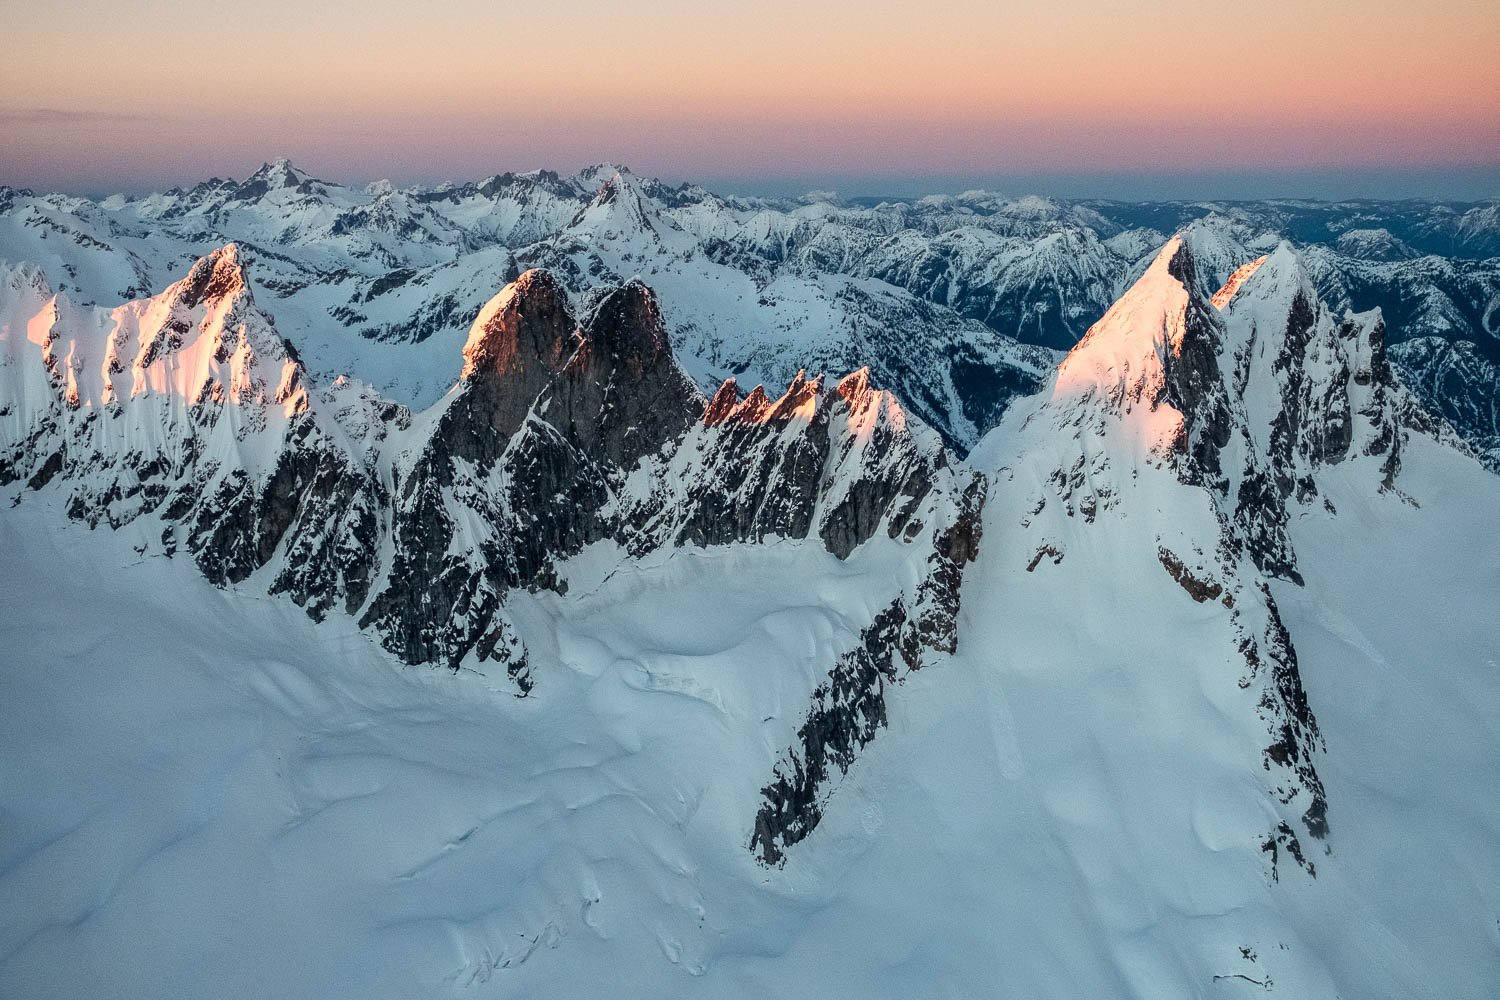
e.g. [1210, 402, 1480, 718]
[2, 229, 1498, 999]
[5, 413, 1496, 1000]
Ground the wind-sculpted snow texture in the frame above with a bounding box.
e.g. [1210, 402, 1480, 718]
[2, 221, 1498, 998]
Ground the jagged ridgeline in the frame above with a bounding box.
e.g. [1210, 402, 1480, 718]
[7, 162, 1497, 471]
[0, 229, 1471, 874]
[0, 244, 980, 688]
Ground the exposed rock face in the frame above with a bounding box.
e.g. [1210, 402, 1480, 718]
[356, 264, 964, 677]
[1, 250, 964, 692]
[624, 365, 944, 560]
[1008, 229, 1459, 875]
[454, 268, 576, 450]
[0, 246, 381, 626]
[359, 276, 706, 670]
[546, 280, 702, 466]
[751, 477, 987, 865]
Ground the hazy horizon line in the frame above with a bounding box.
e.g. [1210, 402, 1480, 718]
[8, 161, 1499, 205]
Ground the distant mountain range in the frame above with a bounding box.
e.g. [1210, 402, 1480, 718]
[2, 160, 1496, 466]
[3, 161, 1499, 996]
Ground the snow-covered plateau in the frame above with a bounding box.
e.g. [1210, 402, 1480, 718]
[1, 168, 1498, 998]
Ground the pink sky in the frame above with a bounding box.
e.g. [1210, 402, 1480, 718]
[3, 0, 1497, 195]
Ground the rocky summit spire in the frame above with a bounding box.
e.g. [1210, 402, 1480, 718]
[447, 268, 577, 459]
[460, 268, 575, 382]
[547, 279, 701, 466]
[174, 242, 249, 309]
[577, 279, 672, 377]
[703, 377, 742, 426]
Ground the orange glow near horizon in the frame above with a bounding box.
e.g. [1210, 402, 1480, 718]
[3, 0, 1497, 192]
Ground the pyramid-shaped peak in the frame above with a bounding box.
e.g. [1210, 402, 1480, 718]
[1054, 233, 1222, 409]
[587, 166, 650, 207]
[565, 166, 662, 237]
[251, 157, 310, 186]
[229, 158, 326, 202]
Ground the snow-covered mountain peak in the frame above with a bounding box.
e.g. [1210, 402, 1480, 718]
[564, 165, 680, 244]
[1169, 215, 1263, 293]
[224, 158, 328, 206]
[1223, 241, 1315, 306]
[247, 156, 311, 190]
[1012, 229, 1446, 588]
[57, 242, 308, 412]
[971, 233, 1458, 879]
[1049, 235, 1211, 453]
[1213, 243, 1330, 373]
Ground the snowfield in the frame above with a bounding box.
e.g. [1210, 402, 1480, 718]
[2, 434, 1497, 998]
[0, 501, 910, 997]
[1, 191, 1498, 998]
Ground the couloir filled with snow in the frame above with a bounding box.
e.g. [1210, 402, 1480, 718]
[2, 213, 1498, 998]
